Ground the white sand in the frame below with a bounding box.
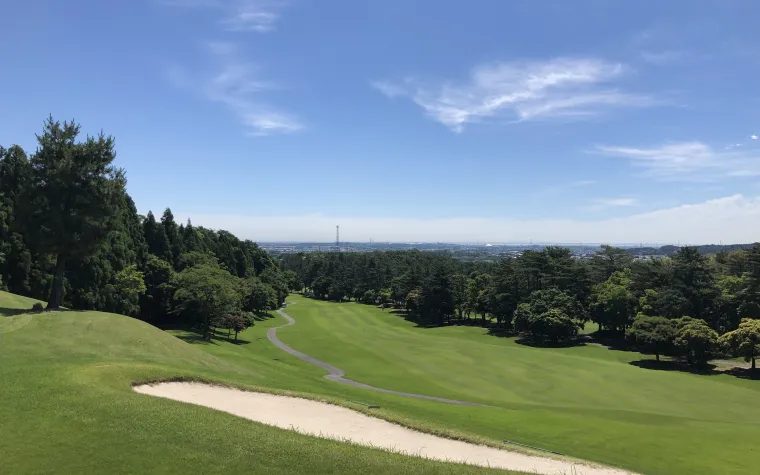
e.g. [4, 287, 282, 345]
[134, 382, 634, 475]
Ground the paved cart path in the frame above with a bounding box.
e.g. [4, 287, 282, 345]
[268, 308, 488, 407]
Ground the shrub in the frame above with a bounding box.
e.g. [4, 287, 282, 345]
[31, 303, 44, 313]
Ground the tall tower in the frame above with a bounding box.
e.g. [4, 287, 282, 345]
[336, 225, 340, 249]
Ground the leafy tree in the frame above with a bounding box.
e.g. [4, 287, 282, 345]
[178, 251, 219, 270]
[378, 288, 392, 310]
[243, 278, 278, 313]
[671, 247, 719, 321]
[419, 270, 453, 325]
[139, 255, 175, 322]
[173, 264, 242, 339]
[113, 265, 146, 316]
[514, 289, 585, 344]
[221, 312, 255, 342]
[626, 314, 676, 361]
[19, 117, 125, 309]
[405, 288, 421, 316]
[282, 270, 300, 291]
[361, 289, 378, 305]
[589, 270, 636, 333]
[719, 318, 760, 370]
[142, 211, 172, 263]
[259, 267, 289, 306]
[451, 273, 468, 319]
[675, 317, 719, 368]
[590, 245, 633, 282]
[161, 208, 182, 265]
[0, 145, 33, 294]
[638, 288, 690, 320]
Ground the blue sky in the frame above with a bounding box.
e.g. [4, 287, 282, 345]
[2, 0, 760, 243]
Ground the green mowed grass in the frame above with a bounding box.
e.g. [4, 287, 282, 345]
[278, 295, 760, 475]
[0, 290, 517, 475]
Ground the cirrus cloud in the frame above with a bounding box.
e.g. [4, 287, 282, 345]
[595, 141, 760, 181]
[373, 57, 659, 132]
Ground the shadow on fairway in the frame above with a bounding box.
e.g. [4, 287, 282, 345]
[1, 307, 33, 317]
[588, 331, 631, 351]
[723, 367, 760, 380]
[174, 333, 221, 346]
[252, 312, 274, 321]
[514, 337, 588, 348]
[630, 359, 719, 375]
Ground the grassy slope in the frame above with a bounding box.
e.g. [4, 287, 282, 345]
[0, 291, 514, 475]
[278, 295, 760, 475]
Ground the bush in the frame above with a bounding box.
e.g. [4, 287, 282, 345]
[31, 303, 44, 313]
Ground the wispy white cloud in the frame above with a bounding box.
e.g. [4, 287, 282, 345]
[570, 180, 596, 187]
[161, 0, 299, 135]
[221, 0, 283, 32]
[595, 141, 760, 181]
[177, 195, 760, 244]
[373, 58, 659, 132]
[584, 197, 637, 212]
[752, 134, 758, 140]
[204, 42, 301, 135]
[167, 42, 301, 135]
[163, 0, 285, 33]
[593, 198, 637, 208]
[640, 50, 686, 65]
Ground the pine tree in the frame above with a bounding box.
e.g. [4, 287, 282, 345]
[19, 117, 124, 309]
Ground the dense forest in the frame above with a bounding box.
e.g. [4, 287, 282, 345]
[282, 244, 760, 368]
[0, 118, 293, 339]
[3, 117, 759, 367]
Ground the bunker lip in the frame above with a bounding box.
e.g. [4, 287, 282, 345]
[133, 382, 636, 475]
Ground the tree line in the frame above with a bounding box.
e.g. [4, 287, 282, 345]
[1, 117, 293, 339]
[282, 245, 760, 369]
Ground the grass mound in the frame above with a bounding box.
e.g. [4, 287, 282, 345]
[0, 291, 514, 475]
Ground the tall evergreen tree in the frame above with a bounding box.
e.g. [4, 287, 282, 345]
[18, 117, 124, 309]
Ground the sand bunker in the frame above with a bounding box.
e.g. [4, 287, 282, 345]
[134, 382, 633, 475]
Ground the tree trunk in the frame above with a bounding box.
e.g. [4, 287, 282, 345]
[656, 353, 660, 362]
[234, 330, 239, 342]
[752, 356, 756, 370]
[46, 254, 66, 310]
[203, 316, 211, 340]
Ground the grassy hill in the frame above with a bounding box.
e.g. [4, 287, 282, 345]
[277, 295, 760, 475]
[6, 288, 758, 474]
[0, 290, 513, 475]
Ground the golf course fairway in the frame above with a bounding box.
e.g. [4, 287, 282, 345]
[2, 290, 758, 474]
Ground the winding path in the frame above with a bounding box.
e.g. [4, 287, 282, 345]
[269, 308, 487, 406]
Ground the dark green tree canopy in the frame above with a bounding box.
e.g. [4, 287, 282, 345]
[626, 314, 676, 361]
[20, 117, 125, 309]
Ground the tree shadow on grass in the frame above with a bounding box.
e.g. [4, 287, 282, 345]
[0, 307, 32, 317]
[210, 329, 252, 345]
[486, 328, 520, 341]
[589, 330, 631, 351]
[174, 332, 220, 346]
[723, 367, 760, 380]
[252, 312, 274, 322]
[514, 337, 588, 348]
[629, 359, 719, 375]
